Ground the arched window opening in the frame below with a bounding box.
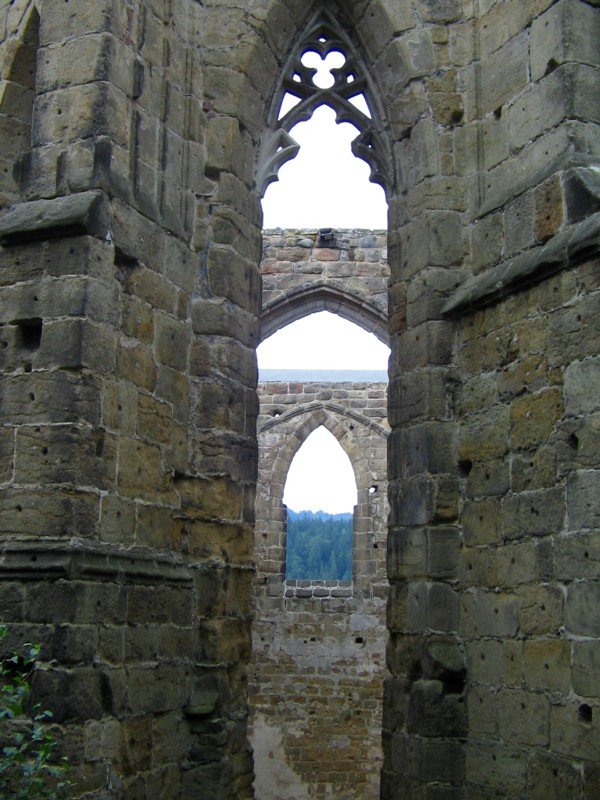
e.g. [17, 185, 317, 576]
[257, 5, 392, 226]
[284, 426, 357, 581]
[257, 310, 390, 372]
[0, 7, 39, 215]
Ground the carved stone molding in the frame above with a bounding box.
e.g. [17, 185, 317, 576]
[260, 282, 389, 344]
[258, 399, 389, 437]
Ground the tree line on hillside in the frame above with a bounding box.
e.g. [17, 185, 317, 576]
[285, 510, 353, 580]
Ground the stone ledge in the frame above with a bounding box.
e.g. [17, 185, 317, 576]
[0, 541, 194, 584]
[0, 191, 110, 246]
[443, 211, 600, 317]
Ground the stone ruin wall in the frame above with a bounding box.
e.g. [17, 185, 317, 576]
[250, 378, 389, 800]
[0, 2, 264, 797]
[0, 0, 598, 798]
[450, 257, 600, 798]
[387, 250, 600, 798]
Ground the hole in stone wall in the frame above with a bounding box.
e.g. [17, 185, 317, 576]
[579, 704, 592, 724]
[458, 459, 473, 477]
[95, 434, 105, 458]
[114, 247, 139, 269]
[443, 676, 466, 695]
[408, 660, 422, 685]
[17, 318, 42, 351]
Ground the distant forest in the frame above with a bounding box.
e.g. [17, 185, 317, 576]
[286, 510, 353, 580]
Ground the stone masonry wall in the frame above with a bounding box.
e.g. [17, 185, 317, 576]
[250, 378, 388, 800]
[0, 0, 598, 798]
[382, 1, 600, 797]
[261, 228, 389, 342]
[454, 258, 600, 798]
[0, 1, 263, 797]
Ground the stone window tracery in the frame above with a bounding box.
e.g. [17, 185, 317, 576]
[256, 6, 392, 198]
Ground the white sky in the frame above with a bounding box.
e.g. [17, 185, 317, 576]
[262, 106, 388, 230]
[257, 311, 389, 370]
[283, 426, 357, 514]
[259, 85, 388, 513]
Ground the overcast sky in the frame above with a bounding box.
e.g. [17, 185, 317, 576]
[262, 105, 388, 230]
[258, 85, 389, 514]
[257, 311, 390, 370]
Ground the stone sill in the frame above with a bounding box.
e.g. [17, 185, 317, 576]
[284, 580, 353, 599]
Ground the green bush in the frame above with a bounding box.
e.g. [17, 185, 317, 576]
[0, 625, 71, 800]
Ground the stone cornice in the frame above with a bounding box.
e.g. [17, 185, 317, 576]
[0, 541, 253, 583]
[443, 211, 600, 318]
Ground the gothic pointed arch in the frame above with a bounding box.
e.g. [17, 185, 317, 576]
[255, 2, 394, 198]
[260, 399, 389, 439]
[260, 283, 389, 344]
[270, 407, 377, 498]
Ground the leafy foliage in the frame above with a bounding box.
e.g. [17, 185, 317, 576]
[0, 625, 71, 800]
[286, 510, 353, 580]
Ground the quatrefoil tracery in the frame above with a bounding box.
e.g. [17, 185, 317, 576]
[256, 8, 393, 199]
